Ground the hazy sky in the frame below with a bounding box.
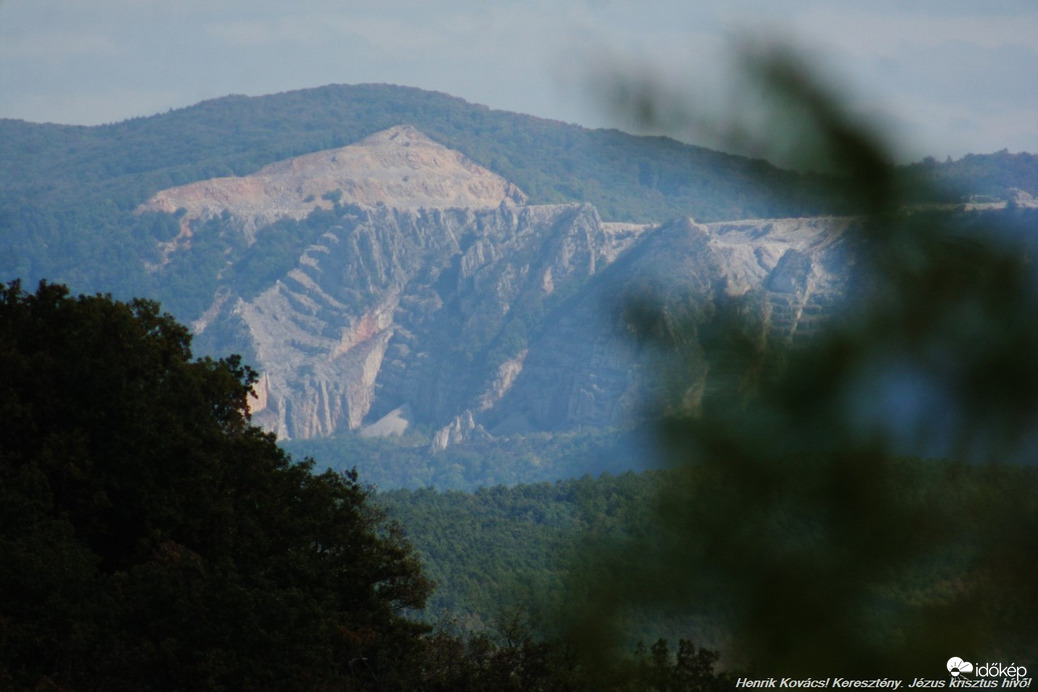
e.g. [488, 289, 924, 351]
[1, 1, 1036, 162]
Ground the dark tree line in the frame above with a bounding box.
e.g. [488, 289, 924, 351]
[0, 280, 431, 689]
[0, 280, 731, 690]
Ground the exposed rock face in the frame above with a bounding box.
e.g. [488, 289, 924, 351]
[702, 217, 851, 341]
[137, 125, 526, 239]
[157, 126, 852, 443]
[475, 216, 851, 436]
[197, 201, 621, 441]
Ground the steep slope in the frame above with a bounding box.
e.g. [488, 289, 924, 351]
[196, 201, 621, 441]
[480, 216, 851, 437]
[138, 125, 526, 237]
[159, 126, 852, 443]
[4, 83, 1034, 331]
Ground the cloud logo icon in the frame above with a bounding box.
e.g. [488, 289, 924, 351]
[947, 658, 974, 677]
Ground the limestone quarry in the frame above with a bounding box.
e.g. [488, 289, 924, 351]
[138, 125, 527, 238]
[144, 126, 852, 444]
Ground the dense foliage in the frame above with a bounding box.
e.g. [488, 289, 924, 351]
[575, 51, 1038, 676]
[283, 427, 653, 492]
[903, 150, 1038, 203]
[379, 457, 1038, 679]
[0, 280, 735, 690]
[377, 472, 661, 631]
[0, 281, 431, 690]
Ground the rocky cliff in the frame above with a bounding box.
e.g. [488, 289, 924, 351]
[138, 125, 526, 242]
[146, 126, 851, 443]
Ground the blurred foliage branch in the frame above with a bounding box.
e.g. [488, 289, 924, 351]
[570, 44, 1038, 676]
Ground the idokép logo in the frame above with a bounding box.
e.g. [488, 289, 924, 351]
[947, 657, 1029, 684]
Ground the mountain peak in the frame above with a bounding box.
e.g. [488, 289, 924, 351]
[137, 125, 526, 235]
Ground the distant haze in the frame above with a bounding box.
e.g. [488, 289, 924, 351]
[1, 1, 1036, 162]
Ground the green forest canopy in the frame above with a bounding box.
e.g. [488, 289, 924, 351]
[0, 280, 430, 689]
[0, 279, 734, 690]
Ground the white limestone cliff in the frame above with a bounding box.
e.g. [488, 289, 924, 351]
[148, 127, 852, 444]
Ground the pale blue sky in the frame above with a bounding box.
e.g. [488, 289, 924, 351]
[1, 0, 1036, 162]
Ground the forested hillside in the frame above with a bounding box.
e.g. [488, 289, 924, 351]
[6, 83, 1035, 324]
[283, 427, 652, 491]
[378, 472, 662, 631]
[904, 149, 1038, 201]
[0, 84, 834, 329]
[0, 281, 430, 689]
[0, 83, 825, 222]
[0, 279, 733, 690]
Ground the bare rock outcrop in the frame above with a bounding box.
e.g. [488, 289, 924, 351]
[193, 201, 625, 441]
[214, 205, 849, 443]
[137, 125, 526, 240]
[150, 126, 852, 444]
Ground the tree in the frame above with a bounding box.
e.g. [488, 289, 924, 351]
[0, 280, 431, 690]
[567, 46, 1038, 676]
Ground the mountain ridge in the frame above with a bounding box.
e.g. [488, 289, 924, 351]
[137, 125, 527, 239]
[4, 84, 1038, 485]
[157, 125, 853, 444]
[4, 82, 1035, 317]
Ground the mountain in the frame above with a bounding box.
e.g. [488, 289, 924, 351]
[4, 83, 1038, 486]
[135, 123, 854, 446]
[4, 83, 1034, 317]
[2, 83, 852, 333]
[138, 126, 527, 238]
